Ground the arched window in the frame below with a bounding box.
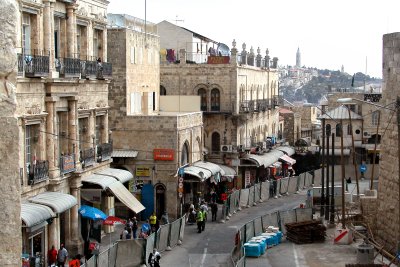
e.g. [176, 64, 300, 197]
[336, 123, 342, 137]
[181, 142, 189, 166]
[198, 88, 207, 111]
[160, 85, 166, 95]
[211, 132, 220, 154]
[210, 88, 220, 111]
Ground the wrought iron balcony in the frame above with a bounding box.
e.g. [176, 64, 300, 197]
[60, 154, 76, 175]
[81, 147, 96, 168]
[364, 93, 382, 103]
[28, 160, 49, 185]
[272, 95, 283, 107]
[17, 53, 23, 76]
[97, 142, 112, 162]
[23, 54, 50, 78]
[55, 57, 81, 78]
[239, 100, 255, 113]
[81, 60, 112, 80]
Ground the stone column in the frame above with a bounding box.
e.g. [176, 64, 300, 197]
[68, 97, 78, 159]
[46, 97, 58, 178]
[68, 184, 83, 255]
[179, 49, 187, 65]
[43, 0, 55, 71]
[66, 5, 76, 58]
[102, 28, 107, 62]
[103, 112, 109, 144]
[0, 1, 22, 265]
[48, 217, 58, 253]
[230, 39, 237, 66]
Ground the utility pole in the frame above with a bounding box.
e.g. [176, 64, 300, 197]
[370, 110, 380, 190]
[347, 107, 359, 195]
[321, 105, 326, 217]
[397, 96, 400, 259]
[340, 120, 346, 229]
[325, 128, 330, 221]
[330, 133, 335, 224]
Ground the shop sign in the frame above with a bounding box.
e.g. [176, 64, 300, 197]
[136, 166, 150, 177]
[245, 170, 251, 187]
[207, 56, 230, 64]
[154, 149, 174, 161]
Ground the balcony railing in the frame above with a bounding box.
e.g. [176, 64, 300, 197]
[81, 148, 96, 168]
[272, 95, 283, 107]
[60, 154, 76, 175]
[55, 57, 81, 78]
[364, 93, 382, 103]
[19, 54, 50, 78]
[28, 160, 49, 185]
[97, 142, 113, 162]
[81, 60, 112, 80]
[240, 100, 255, 113]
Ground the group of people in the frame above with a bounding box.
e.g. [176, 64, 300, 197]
[47, 243, 82, 267]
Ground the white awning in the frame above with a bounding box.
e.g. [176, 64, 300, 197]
[269, 161, 282, 168]
[322, 148, 351, 156]
[82, 174, 117, 190]
[184, 166, 212, 181]
[111, 150, 138, 158]
[29, 192, 77, 214]
[21, 203, 55, 227]
[107, 182, 145, 213]
[276, 146, 295, 156]
[280, 154, 297, 165]
[217, 164, 237, 177]
[245, 150, 284, 167]
[193, 161, 225, 176]
[96, 168, 133, 184]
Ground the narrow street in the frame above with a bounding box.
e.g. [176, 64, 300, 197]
[160, 191, 307, 267]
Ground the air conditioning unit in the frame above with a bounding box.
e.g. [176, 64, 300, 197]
[237, 145, 245, 153]
[363, 132, 371, 138]
[221, 145, 233, 153]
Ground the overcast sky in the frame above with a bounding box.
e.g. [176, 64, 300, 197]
[108, 0, 400, 78]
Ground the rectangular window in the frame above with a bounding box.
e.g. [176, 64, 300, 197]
[93, 29, 103, 59]
[130, 92, 142, 114]
[22, 13, 31, 54]
[147, 91, 156, 112]
[138, 47, 143, 64]
[130, 46, 136, 64]
[95, 116, 104, 145]
[148, 49, 152, 65]
[54, 17, 61, 58]
[78, 117, 89, 151]
[25, 125, 32, 167]
[372, 111, 380, 126]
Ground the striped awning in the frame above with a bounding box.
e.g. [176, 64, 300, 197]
[279, 154, 296, 165]
[184, 166, 213, 181]
[245, 150, 284, 167]
[21, 203, 55, 227]
[276, 146, 295, 156]
[82, 174, 117, 190]
[96, 168, 133, 184]
[217, 164, 236, 177]
[193, 161, 225, 176]
[29, 192, 77, 214]
[111, 150, 138, 158]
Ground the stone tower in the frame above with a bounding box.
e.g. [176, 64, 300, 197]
[378, 32, 400, 256]
[296, 47, 301, 67]
[0, 0, 22, 265]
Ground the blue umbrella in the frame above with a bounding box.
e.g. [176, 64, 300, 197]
[79, 205, 107, 220]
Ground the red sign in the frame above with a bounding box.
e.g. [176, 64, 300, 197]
[153, 149, 174, 161]
[207, 56, 230, 64]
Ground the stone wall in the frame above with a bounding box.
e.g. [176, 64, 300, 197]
[376, 32, 400, 254]
[0, 0, 22, 265]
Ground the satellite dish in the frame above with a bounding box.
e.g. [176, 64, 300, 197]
[217, 43, 230, 56]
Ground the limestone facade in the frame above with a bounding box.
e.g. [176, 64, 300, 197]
[279, 108, 301, 146]
[0, 1, 21, 265]
[376, 32, 400, 255]
[15, 0, 112, 261]
[107, 16, 203, 219]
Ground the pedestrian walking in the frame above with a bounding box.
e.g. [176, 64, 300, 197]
[196, 207, 204, 233]
[161, 211, 169, 225]
[48, 245, 58, 266]
[57, 243, 68, 267]
[132, 217, 138, 239]
[211, 201, 218, 222]
[68, 254, 81, 267]
[149, 212, 158, 232]
[200, 201, 208, 231]
[148, 248, 161, 267]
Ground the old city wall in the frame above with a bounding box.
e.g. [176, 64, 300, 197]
[376, 32, 400, 253]
[0, 0, 22, 265]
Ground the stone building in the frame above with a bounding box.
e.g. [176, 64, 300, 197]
[12, 0, 142, 262]
[376, 32, 400, 255]
[279, 108, 301, 146]
[0, 1, 21, 265]
[159, 24, 283, 188]
[107, 14, 204, 220]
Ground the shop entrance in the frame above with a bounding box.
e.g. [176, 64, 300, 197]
[155, 184, 166, 218]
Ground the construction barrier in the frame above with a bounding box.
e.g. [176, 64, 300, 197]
[248, 186, 255, 207]
[280, 177, 289, 195]
[298, 174, 305, 190]
[260, 181, 269, 201]
[245, 221, 255, 242]
[261, 212, 280, 230]
[115, 239, 145, 267]
[276, 179, 281, 196]
[279, 209, 297, 235]
[254, 183, 261, 203]
[239, 188, 250, 208]
[296, 207, 313, 222]
[254, 216, 263, 236]
[288, 176, 298, 193]
[156, 224, 170, 252]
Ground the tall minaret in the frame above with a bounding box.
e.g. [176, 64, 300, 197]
[296, 47, 301, 67]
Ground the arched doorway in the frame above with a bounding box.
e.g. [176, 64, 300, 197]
[155, 183, 166, 219]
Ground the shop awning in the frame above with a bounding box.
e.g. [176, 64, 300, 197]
[276, 146, 295, 156]
[280, 154, 296, 165]
[107, 182, 145, 213]
[322, 148, 351, 156]
[21, 203, 55, 228]
[82, 174, 117, 190]
[245, 150, 284, 167]
[29, 192, 77, 214]
[184, 166, 213, 181]
[269, 161, 282, 168]
[96, 168, 133, 184]
[217, 164, 236, 177]
[193, 161, 225, 176]
[111, 150, 138, 158]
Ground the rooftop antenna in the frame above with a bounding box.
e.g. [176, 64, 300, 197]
[174, 15, 184, 25]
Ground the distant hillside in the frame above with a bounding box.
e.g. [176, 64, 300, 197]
[280, 69, 382, 104]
